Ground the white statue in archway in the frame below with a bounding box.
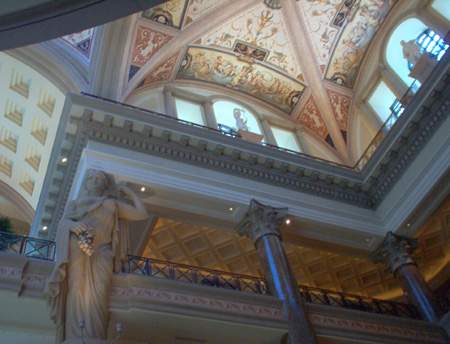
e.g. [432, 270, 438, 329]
[45, 170, 149, 343]
[233, 108, 249, 131]
[401, 39, 423, 68]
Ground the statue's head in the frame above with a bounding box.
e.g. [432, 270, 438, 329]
[84, 170, 114, 197]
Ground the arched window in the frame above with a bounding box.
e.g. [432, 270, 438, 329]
[386, 18, 428, 86]
[213, 101, 262, 135]
[416, 29, 448, 65]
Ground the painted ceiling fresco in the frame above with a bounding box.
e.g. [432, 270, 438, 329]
[61, 28, 95, 60]
[324, 0, 395, 87]
[177, 46, 306, 114]
[297, 0, 342, 73]
[143, 0, 188, 29]
[129, 26, 173, 80]
[201, 3, 302, 79]
[143, 0, 229, 30]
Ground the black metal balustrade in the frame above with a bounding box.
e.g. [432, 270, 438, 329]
[298, 285, 420, 320]
[125, 255, 268, 295]
[0, 232, 56, 261]
[0, 233, 420, 319]
[125, 255, 420, 320]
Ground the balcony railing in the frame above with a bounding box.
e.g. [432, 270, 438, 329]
[0, 233, 420, 320]
[354, 80, 419, 171]
[125, 255, 268, 295]
[0, 231, 55, 261]
[125, 255, 420, 320]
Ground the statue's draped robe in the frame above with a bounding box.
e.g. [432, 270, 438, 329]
[45, 196, 128, 343]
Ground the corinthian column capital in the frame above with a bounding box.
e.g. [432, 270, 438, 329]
[235, 199, 288, 243]
[370, 232, 419, 273]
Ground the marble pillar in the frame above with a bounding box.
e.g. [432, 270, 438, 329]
[294, 128, 312, 156]
[163, 89, 177, 118]
[371, 232, 444, 322]
[260, 119, 278, 146]
[203, 101, 218, 129]
[235, 199, 317, 344]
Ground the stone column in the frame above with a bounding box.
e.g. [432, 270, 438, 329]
[371, 232, 444, 322]
[203, 101, 218, 129]
[163, 89, 177, 118]
[235, 199, 317, 344]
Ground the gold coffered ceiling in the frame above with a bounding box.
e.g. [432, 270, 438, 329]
[141, 195, 450, 299]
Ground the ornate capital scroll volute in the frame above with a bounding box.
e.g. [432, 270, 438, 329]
[371, 231, 419, 273]
[235, 199, 288, 244]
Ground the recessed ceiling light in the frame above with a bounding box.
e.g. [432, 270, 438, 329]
[42, 226, 47, 230]
[366, 238, 370, 242]
[61, 157, 67, 163]
[140, 187, 146, 192]
[285, 219, 291, 225]
[406, 223, 411, 227]
[229, 207, 233, 211]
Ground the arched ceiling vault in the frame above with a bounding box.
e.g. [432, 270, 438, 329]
[114, 0, 399, 165]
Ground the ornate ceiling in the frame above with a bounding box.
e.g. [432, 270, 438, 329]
[122, 0, 396, 152]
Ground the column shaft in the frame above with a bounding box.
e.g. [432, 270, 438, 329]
[256, 235, 316, 344]
[395, 264, 443, 322]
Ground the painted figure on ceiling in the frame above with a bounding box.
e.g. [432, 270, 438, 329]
[45, 170, 149, 343]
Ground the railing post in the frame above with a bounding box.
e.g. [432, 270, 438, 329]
[145, 258, 151, 276]
[234, 275, 241, 291]
[322, 290, 331, 305]
[19, 236, 26, 256]
[169, 262, 175, 280]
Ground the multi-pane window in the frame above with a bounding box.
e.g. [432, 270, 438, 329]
[410, 29, 449, 70]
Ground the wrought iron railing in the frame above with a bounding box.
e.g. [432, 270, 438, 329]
[298, 285, 420, 319]
[0, 232, 56, 261]
[125, 255, 268, 295]
[125, 255, 420, 319]
[0, 234, 420, 319]
[354, 80, 419, 171]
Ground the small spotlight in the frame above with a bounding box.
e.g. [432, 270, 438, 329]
[366, 238, 370, 242]
[42, 226, 47, 230]
[406, 223, 411, 227]
[61, 157, 67, 163]
[229, 207, 233, 211]
[285, 219, 291, 225]
[140, 187, 146, 192]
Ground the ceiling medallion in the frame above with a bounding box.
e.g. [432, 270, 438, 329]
[264, 0, 281, 10]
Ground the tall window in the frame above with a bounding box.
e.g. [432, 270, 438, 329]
[175, 98, 205, 126]
[416, 29, 448, 66]
[368, 80, 397, 123]
[270, 126, 301, 153]
[213, 101, 262, 135]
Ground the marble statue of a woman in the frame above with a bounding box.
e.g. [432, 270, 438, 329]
[45, 170, 149, 343]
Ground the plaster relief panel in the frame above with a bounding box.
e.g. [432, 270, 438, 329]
[326, 89, 351, 131]
[177, 46, 305, 114]
[200, 3, 303, 78]
[61, 28, 95, 60]
[141, 53, 180, 86]
[129, 26, 173, 80]
[296, 95, 328, 139]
